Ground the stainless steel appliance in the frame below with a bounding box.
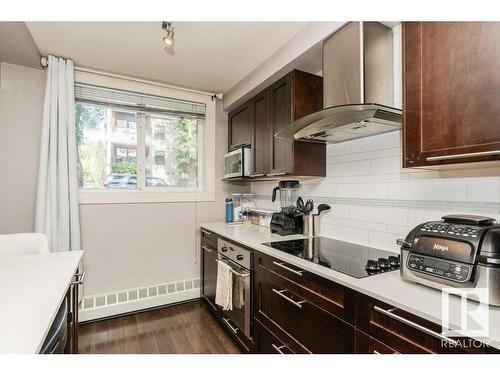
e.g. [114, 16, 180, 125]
[275, 22, 402, 143]
[224, 147, 253, 179]
[270, 180, 303, 235]
[399, 214, 500, 306]
[217, 238, 252, 340]
[263, 237, 400, 278]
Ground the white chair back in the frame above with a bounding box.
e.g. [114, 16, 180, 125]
[0, 233, 49, 258]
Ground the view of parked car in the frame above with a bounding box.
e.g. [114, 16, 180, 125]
[102, 174, 167, 189]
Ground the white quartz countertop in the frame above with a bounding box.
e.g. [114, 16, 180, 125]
[200, 222, 500, 350]
[0, 250, 83, 354]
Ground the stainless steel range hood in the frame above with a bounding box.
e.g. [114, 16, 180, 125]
[276, 22, 402, 143]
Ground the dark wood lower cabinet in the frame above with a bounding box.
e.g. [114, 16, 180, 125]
[201, 237, 499, 354]
[355, 330, 399, 354]
[254, 271, 355, 353]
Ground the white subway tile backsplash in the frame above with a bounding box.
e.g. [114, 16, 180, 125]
[350, 206, 407, 226]
[337, 183, 388, 199]
[251, 128, 500, 253]
[371, 156, 404, 175]
[388, 180, 467, 201]
[329, 148, 390, 163]
[467, 178, 500, 202]
[328, 160, 371, 177]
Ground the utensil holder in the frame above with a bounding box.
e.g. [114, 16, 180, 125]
[303, 214, 314, 237]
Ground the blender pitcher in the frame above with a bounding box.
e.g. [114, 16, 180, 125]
[271, 180, 300, 215]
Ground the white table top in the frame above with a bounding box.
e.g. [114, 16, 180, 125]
[200, 222, 500, 350]
[0, 250, 83, 353]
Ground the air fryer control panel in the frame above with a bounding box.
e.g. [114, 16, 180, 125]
[420, 222, 481, 239]
[407, 254, 471, 283]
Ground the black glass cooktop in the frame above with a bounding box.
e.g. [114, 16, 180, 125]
[262, 237, 400, 279]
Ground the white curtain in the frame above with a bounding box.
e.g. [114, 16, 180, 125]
[35, 55, 81, 252]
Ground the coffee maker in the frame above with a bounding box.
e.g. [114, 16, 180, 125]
[270, 180, 303, 235]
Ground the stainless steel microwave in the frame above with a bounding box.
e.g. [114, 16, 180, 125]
[224, 147, 253, 179]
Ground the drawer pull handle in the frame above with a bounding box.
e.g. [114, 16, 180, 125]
[267, 172, 286, 177]
[373, 306, 458, 346]
[272, 261, 304, 276]
[222, 318, 239, 335]
[272, 288, 305, 309]
[201, 245, 213, 253]
[201, 229, 213, 236]
[373, 350, 380, 354]
[426, 149, 500, 161]
[272, 344, 287, 354]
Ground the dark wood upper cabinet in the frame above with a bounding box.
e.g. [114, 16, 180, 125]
[227, 69, 325, 178]
[403, 22, 500, 167]
[268, 74, 294, 175]
[228, 102, 252, 150]
[250, 91, 270, 177]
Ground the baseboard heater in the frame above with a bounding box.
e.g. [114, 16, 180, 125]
[79, 278, 200, 322]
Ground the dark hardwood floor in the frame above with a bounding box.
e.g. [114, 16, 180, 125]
[78, 300, 241, 354]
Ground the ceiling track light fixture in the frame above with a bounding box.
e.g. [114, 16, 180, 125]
[162, 21, 175, 47]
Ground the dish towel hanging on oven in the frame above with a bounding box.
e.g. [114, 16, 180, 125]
[215, 260, 233, 310]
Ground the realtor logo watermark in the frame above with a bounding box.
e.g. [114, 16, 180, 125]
[440, 285, 490, 348]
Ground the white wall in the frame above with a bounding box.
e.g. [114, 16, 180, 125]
[0, 63, 45, 234]
[252, 131, 500, 254]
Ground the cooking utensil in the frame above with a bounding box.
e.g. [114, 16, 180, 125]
[304, 199, 314, 215]
[317, 204, 331, 215]
[296, 197, 305, 214]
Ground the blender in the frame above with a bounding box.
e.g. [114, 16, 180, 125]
[270, 180, 303, 235]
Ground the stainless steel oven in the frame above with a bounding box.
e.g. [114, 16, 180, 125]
[217, 238, 252, 340]
[224, 147, 253, 179]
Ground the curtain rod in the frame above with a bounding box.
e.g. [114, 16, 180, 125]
[40, 56, 223, 100]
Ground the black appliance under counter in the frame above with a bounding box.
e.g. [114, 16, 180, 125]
[262, 237, 400, 279]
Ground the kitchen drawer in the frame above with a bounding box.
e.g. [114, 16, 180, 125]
[255, 251, 354, 323]
[254, 319, 298, 354]
[255, 272, 355, 353]
[355, 330, 399, 354]
[200, 227, 218, 248]
[356, 294, 487, 354]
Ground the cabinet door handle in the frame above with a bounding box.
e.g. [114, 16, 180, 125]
[272, 261, 304, 276]
[272, 344, 288, 354]
[267, 172, 286, 177]
[201, 229, 212, 236]
[222, 317, 239, 335]
[373, 350, 380, 354]
[426, 149, 500, 161]
[201, 245, 213, 253]
[249, 173, 265, 178]
[272, 288, 305, 309]
[373, 306, 458, 345]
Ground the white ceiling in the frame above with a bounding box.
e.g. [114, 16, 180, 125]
[26, 22, 308, 93]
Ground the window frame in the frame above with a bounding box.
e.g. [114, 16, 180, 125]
[75, 71, 216, 204]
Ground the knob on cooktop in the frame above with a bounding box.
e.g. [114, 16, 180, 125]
[365, 260, 380, 272]
[378, 257, 390, 270]
[388, 255, 400, 268]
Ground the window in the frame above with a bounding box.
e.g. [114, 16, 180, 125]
[75, 83, 207, 198]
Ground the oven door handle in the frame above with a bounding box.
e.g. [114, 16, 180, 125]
[216, 259, 250, 277]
